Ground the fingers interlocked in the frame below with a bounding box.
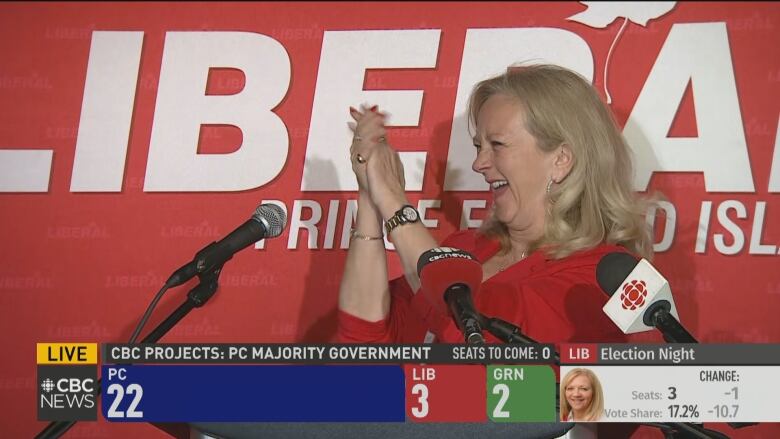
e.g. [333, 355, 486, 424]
[349, 104, 387, 166]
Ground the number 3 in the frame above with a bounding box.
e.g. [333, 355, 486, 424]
[411, 383, 429, 418]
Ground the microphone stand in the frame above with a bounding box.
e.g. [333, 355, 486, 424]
[35, 265, 224, 439]
[644, 301, 698, 343]
[480, 314, 563, 417]
[655, 422, 734, 439]
[644, 307, 755, 433]
[481, 315, 560, 365]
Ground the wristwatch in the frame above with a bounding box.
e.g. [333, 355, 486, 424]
[384, 204, 420, 235]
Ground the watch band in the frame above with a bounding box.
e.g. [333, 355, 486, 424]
[384, 204, 419, 236]
[384, 215, 403, 236]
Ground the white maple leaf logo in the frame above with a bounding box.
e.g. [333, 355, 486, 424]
[567, 1, 677, 103]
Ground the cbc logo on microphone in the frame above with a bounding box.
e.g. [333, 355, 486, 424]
[423, 247, 476, 263]
[430, 247, 460, 253]
[620, 279, 648, 310]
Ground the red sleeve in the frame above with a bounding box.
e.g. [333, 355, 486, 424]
[337, 230, 485, 344]
[337, 277, 434, 343]
[337, 309, 392, 343]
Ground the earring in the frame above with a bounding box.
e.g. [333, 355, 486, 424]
[546, 178, 554, 194]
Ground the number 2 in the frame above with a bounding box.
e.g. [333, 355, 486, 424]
[492, 383, 510, 418]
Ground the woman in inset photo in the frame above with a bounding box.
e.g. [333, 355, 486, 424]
[561, 368, 604, 422]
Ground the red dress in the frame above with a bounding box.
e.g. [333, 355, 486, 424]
[338, 230, 650, 438]
[338, 229, 631, 347]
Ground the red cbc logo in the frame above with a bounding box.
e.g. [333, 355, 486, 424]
[620, 279, 648, 310]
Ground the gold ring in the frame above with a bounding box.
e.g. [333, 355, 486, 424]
[355, 153, 366, 164]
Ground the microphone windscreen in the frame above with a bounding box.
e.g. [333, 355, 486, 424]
[253, 204, 287, 237]
[417, 248, 482, 314]
[596, 252, 640, 297]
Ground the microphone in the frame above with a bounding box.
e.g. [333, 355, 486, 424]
[596, 252, 697, 343]
[165, 204, 287, 288]
[417, 247, 485, 344]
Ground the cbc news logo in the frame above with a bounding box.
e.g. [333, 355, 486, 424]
[37, 365, 97, 421]
[41, 378, 55, 393]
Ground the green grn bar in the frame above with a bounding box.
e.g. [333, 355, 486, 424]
[486, 365, 556, 422]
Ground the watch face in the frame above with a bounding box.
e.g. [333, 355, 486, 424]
[402, 206, 419, 222]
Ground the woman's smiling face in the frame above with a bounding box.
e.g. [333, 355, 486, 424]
[471, 94, 554, 232]
[565, 374, 594, 415]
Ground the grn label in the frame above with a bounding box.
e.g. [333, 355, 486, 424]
[486, 365, 556, 422]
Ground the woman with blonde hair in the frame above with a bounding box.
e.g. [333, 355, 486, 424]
[561, 368, 605, 422]
[338, 64, 653, 347]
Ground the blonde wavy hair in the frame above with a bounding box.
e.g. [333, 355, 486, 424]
[468, 64, 653, 260]
[560, 368, 604, 422]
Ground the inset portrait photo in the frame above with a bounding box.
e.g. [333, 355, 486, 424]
[560, 368, 604, 422]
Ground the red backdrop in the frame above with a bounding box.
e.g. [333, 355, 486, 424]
[1, 2, 778, 437]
